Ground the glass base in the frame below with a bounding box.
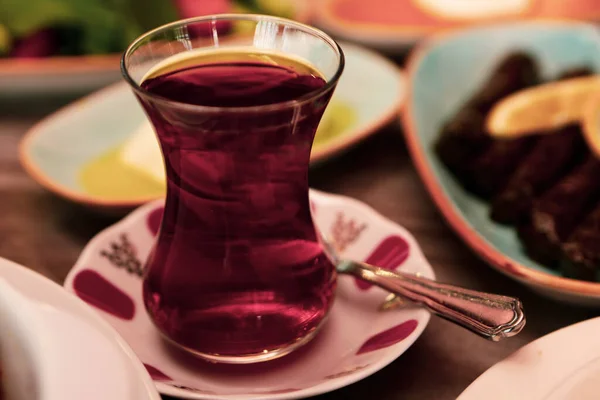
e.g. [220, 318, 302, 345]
[159, 323, 324, 364]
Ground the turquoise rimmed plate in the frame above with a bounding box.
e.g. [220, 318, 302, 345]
[402, 21, 600, 305]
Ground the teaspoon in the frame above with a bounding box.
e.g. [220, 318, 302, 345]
[319, 232, 526, 342]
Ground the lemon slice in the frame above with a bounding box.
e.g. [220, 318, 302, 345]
[119, 121, 165, 184]
[486, 75, 600, 138]
[413, 0, 530, 20]
[0, 24, 11, 55]
[583, 91, 600, 158]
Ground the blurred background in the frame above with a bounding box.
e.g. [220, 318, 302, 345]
[1, 0, 599, 97]
[4, 2, 600, 399]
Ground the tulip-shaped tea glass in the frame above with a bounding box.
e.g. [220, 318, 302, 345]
[121, 15, 344, 363]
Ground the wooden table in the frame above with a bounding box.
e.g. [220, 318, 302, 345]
[0, 97, 597, 400]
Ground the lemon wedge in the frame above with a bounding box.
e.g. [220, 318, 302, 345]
[119, 121, 165, 184]
[0, 24, 11, 55]
[583, 91, 600, 158]
[486, 75, 600, 138]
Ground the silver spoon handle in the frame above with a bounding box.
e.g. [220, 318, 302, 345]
[338, 261, 525, 341]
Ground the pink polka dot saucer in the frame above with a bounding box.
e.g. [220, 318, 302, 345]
[64, 189, 434, 399]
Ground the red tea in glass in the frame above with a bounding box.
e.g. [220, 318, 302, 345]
[122, 15, 344, 363]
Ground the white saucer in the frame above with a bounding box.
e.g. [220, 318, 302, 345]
[459, 316, 600, 400]
[0, 257, 160, 400]
[64, 189, 435, 399]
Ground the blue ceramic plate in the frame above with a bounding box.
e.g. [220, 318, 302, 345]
[402, 21, 600, 305]
[19, 42, 404, 212]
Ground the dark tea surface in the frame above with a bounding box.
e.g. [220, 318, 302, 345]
[141, 51, 326, 107]
[139, 49, 337, 359]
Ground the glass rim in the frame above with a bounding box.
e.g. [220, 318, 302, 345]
[120, 13, 345, 113]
